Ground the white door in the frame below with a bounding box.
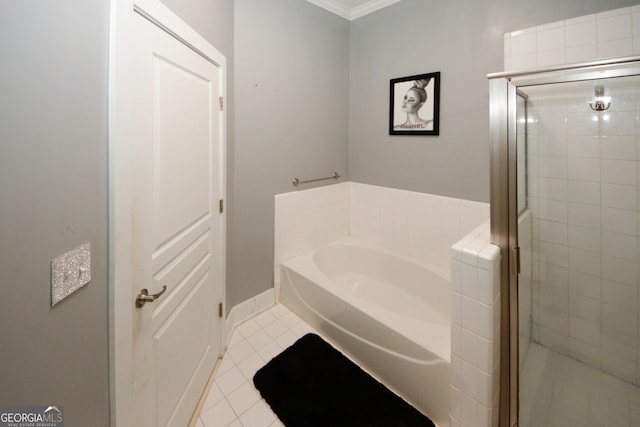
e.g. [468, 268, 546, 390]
[126, 6, 225, 426]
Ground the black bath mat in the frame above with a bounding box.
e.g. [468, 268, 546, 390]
[253, 333, 435, 427]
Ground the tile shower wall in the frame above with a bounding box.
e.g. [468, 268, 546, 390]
[506, 5, 640, 386]
[504, 5, 640, 71]
[526, 80, 640, 385]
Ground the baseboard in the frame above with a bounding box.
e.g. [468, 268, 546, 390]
[225, 288, 275, 347]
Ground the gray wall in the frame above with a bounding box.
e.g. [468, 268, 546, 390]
[0, 1, 110, 425]
[229, 0, 350, 308]
[0, 1, 232, 425]
[229, 0, 640, 309]
[349, 0, 640, 202]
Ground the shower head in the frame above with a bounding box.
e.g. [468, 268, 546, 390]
[589, 85, 611, 111]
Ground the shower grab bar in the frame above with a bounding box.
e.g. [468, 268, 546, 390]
[292, 172, 340, 187]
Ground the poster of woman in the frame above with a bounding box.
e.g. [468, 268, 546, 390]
[389, 72, 440, 135]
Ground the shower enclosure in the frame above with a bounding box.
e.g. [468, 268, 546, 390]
[490, 58, 640, 426]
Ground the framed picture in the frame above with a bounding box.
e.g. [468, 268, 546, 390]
[389, 71, 440, 135]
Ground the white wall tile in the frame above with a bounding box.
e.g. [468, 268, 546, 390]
[602, 280, 638, 311]
[538, 49, 565, 67]
[568, 157, 600, 181]
[601, 111, 637, 136]
[568, 203, 601, 228]
[601, 135, 636, 159]
[450, 388, 462, 425]
[461, 328, 478, 367]
[452, 291, 462, 326]
[451, 354, 463, 389]
[476, 369, 493, 407]
[452, 322, 462, 356]
[461, 394, 477, 427]
[462, 296, 480, 335]
[598, 38, 634, 58]
[477, 302, 494, 340]
[602, 255, 638, 286]
[569, 248, 601, 277]
[569, 337, 601, 367]
[511, 30, 537, 54]
[538, 156, 567, 179]
[568, 180, 600, 205]
[537, 219, 568, 245]
[602, 207, 638, 235]
[536, 177, 567, 201]
[511, 53, 537, 70]
[477, 268, 495, 306]
[565, 43, 598, 64]
[476, 336, 494, 374]
[601, 183, 637, 210]
[566, 21, 597, 46]
[538, 27, 565, 51]
[602, 159, 637, 185]
[568, 224, 600, 252]
[569, 270, 601, 299]
[633, 11, 640, 34]
[597, 14, 633, 42]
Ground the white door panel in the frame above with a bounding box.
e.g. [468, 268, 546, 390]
[154, 276, 215, 426]
[152, 55, 213, 249]
[129, 8, 224, 427]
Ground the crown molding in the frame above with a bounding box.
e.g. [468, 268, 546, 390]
[305, 0, 352, 20]
[306, 0, 403, 21]
[350, 0, 403, 20]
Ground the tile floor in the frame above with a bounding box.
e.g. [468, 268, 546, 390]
[195, 307, 640, 427]
[519, 342, 640, 427]
[194, 304, 317, 427]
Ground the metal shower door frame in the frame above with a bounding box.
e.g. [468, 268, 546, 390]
[488, 56, 640, 427]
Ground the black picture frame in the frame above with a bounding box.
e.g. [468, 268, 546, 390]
[389, 71, 440, 136]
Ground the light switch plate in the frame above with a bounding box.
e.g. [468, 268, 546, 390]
[51, 242, 91, 306]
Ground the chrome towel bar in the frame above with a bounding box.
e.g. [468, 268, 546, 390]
[292, 172, 340, 187]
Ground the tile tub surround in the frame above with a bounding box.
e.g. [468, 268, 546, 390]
[450, 222, 501, 427]
[275, 181, 493, 426]
[274, 181, 490, 291]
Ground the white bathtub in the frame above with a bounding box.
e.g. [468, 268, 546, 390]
[279, 236, 451, 427]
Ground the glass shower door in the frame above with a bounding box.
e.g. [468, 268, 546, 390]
[516, 75, 640, 427]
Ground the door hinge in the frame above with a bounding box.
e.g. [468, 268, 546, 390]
[218, 302, 223, 318]
[511, 246, 521, 276]
[219, 199, 224, 213]
[219, 96, 224, 111]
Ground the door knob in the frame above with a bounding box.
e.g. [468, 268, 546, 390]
[135, 285, 167, 308]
